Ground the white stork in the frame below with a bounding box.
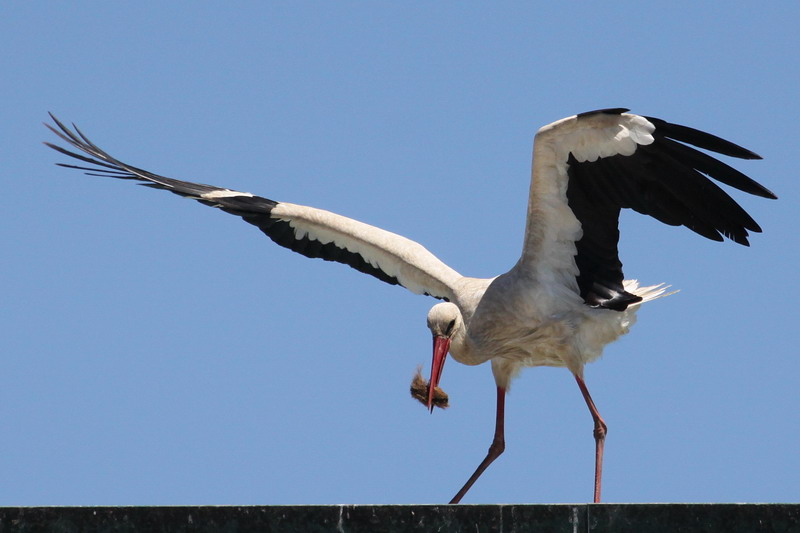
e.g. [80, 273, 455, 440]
[45, 109, 775, 503]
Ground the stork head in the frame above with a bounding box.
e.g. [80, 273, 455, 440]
[425, 302, 462, 412]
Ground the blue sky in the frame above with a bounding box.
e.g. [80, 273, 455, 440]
[3, 3, 798, 505]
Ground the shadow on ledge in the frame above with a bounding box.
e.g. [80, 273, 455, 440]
[1, 504, 799, 532]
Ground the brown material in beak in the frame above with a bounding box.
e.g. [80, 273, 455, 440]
[410, 366, 449, 409]
[427, 335, 450, 412]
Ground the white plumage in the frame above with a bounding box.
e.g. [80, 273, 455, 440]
[45, 108, 774, 503]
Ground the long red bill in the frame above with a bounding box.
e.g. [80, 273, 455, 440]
[427, 335, 450, 412]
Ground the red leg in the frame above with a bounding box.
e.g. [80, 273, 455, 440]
[574, 375, 607, 503]
[449, 386, 506, 504]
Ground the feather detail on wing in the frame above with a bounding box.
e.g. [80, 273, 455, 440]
[44, 114, 462, 300]
[522, 108, 774, 312]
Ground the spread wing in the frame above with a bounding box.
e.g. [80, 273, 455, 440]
[525, 108, 775, 311]
[45, 114, 462, 301]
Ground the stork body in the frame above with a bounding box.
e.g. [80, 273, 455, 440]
[45, 108, 775, 503]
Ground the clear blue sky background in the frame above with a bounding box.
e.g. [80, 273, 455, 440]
[3, 3, 798, 505]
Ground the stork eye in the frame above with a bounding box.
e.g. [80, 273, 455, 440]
[446, 319, 456, 335]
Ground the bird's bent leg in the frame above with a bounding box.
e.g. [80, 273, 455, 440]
[574, 374, 607, 503]
[449, 386, 506, 504]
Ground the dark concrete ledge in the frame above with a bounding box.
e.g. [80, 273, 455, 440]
[1, 504, 798, 532]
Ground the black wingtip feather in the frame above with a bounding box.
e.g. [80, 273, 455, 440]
[646, 116, 763, 160]
[577, 108, 630, 118]
[657, 138, 777, 200]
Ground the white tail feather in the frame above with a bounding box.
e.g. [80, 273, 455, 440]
[623, 279, 679, 305]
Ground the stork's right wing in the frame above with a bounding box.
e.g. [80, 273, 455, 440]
[45, 114, 462, 301]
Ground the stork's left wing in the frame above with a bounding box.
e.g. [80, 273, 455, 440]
[44, 115, 462, 300]
[527, 108, 776, 311]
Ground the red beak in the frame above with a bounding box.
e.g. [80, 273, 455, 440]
[427, 335, 450, 412]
